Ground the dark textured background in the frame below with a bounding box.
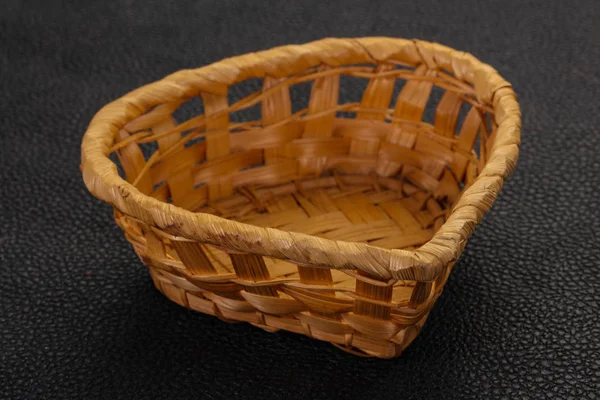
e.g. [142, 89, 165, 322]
[1, 0, 599, 398]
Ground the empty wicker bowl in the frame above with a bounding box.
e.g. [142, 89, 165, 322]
[81, 37, 520, 358]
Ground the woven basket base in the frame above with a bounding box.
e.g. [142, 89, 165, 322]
[195, 173, 450, 252]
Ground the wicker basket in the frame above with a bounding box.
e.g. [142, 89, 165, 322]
[81, 37, 520, 358]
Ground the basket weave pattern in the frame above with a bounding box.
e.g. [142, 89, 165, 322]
[81, 38, 520, 358]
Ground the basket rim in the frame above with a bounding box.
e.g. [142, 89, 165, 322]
[80, 37, 521, 282]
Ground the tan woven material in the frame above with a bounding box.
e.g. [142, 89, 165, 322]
[81, 37, 520, 358]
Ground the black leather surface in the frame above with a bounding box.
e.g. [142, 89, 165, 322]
[1, 0, 599, 398]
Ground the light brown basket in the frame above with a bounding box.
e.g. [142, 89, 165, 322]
[81, 37, 520, 358]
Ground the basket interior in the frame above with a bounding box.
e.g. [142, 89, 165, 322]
[110, 61, 497, 305]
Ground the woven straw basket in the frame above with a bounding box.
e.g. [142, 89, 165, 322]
[81, 37, 520, 358]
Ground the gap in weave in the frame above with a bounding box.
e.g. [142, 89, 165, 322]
[338, 74, 369, 103]
[139, 141, 158, 162]
[153, 180, 166, 192]
[238, 163, 263, 172]
[336, 110, 357, 119]
[172, 96, 204, 125]
[456, 101, 472, 136]
[422, 85, 445, 126]
[337, 74, 369, 119]
[472, 135, 481, 159]
[289, 80, 312, 114]
[184, 134, 205, 149]
[388, 64, 409, 112]
[343, 62, 379, 69]
[228, 78, 263, 123]
[194, 182, 206, 190]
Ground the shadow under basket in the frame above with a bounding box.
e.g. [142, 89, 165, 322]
[81, 37, 520, 358]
